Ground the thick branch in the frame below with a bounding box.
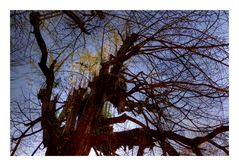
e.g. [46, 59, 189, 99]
[161, 125, 229, 155]
[92, 128, 155, 155]
[30, 12, 49, 78]
[91, 125, 228, 156]
[99, 113, 147, 129]
[30, 11, 55, 90]
[161, 140, 179, 156]
[63, 11, 89, 34]
[161, 126, 228, 146]
[30, 11, 60, 154]
[193, 126, 229, 145]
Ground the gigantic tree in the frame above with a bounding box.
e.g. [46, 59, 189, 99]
[10, 10, 229, 156]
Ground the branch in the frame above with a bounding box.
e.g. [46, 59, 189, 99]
[63, 11, 89, 34]
[30, 11, 59, 150]
[209, 140, 229, 155]
[11, 125, 32, 156]
[12, 128, 42, 141]
[161, 126, 228, 146]
[137, 146, 145, 156]
[30, 11, 55, 89]
[99, 113, 147, 129]
[149, 81, 228, 94]
[193, 126, 229, 145]
[24, 117, 41, 126]
[11, 116, 42, 155]
[92, 128, 155, 155]
[161, 125, 229, 155]
[92, 125, 228, 156]
[31, 141, 43, 156]
[30, 12, 49, 77]
[161, 140, 179, 156]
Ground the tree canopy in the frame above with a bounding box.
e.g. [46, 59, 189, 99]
[10, 10, 229, 156]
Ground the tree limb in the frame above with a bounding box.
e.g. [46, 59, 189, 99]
[91, 125, 228, 156]
[99, 113, 147, 129]
[63, 11, 89, 34]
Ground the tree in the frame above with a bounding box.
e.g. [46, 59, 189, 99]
[10, 10, 229, 156]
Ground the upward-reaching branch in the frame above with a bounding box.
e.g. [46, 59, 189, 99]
[63, 11, 90, 34]
[30, 11, 55, 89]
[30, 11, 60, 155]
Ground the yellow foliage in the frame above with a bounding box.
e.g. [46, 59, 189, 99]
[49, 52, 54, 66]
[101, 45, 110, 62]
[79, 50, 101, 77]
[113, 31, 119, 47]
[67, 30, 122, 87]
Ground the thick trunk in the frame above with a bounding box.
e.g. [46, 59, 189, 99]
[58, 71, 108, 155]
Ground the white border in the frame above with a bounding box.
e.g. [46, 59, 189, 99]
[1, 0, 238, 166]
[7, 0, 232, 10]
